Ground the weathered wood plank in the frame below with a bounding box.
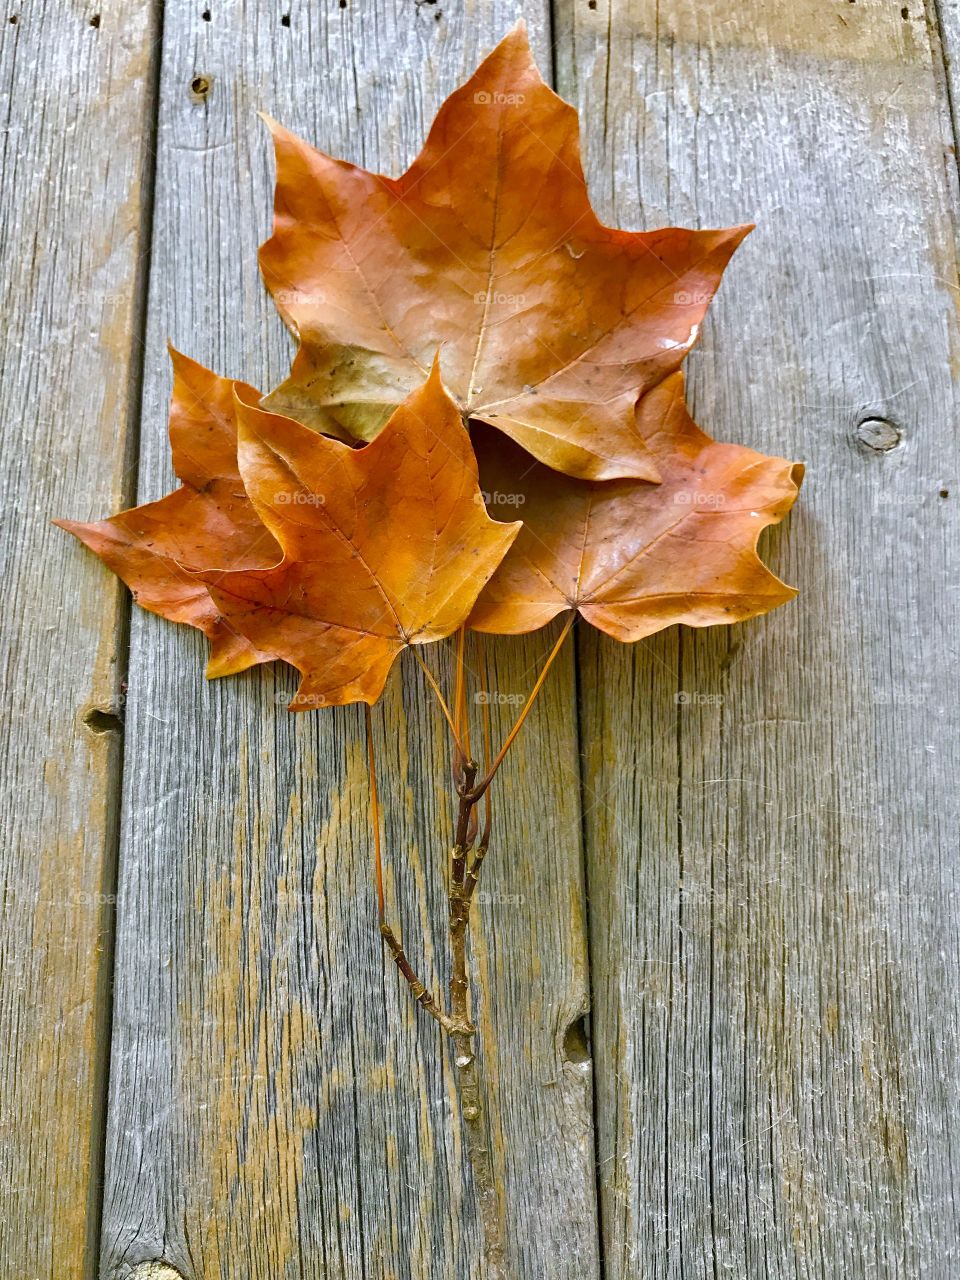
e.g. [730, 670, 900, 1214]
[933, 0, 960, 153]
[98, 5, 598, 1278]
[558, 1, 960, 1275]
[0, 2, 159, 1276]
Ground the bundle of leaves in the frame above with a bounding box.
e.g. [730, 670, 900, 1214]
[58, 25, 802, 1275]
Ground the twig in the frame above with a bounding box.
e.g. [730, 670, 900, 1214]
[387, 619, 586, 1276]
[365, 704, 455, 1034]
[448, 787, 507, 1276]
[464, 841, 488, 902]
[379, 921, 457, 1034]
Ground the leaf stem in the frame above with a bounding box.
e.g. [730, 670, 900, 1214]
[412, 644, 467, 759]
[363, 704, 385, 921]
[382, 619, 580, 1275]
[469, 611, 575, 801]
[453, 625, 471, 763]
[478, 637, 493, 849]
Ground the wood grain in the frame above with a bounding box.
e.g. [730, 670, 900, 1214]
[558, 0, 960, 1275]
[0, 2, 158, 1277]
[97, 5, 598, 1278]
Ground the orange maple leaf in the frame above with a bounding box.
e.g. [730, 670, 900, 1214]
[259, 24, 749, 482]
[199, 361, 520, 708]
[469, 373, 803, 638]
[56, 349, 279, 677]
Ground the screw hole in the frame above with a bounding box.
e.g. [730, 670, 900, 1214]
[190, 74, 212, 100]
[83, 707, 124, 735]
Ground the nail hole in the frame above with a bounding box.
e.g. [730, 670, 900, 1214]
[281, 12, 290, 24]
[855, 416, 902, 453]
[338, 0, 347, 7]
[190, 73, 212, 100]
[940, 488, 950, 499]
[83, 707, 123, 735]
[7, 13, 17, 22]
[901, 6, 909, 17]
[588, 0, 597, 7]
[202, 7, 210, 17]
[90, 12, 100, 26]
[562, 1014, 591, 1065]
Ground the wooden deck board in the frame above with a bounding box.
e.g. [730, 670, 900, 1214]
[0, 3, 158, 1277]
[6, 3, 960, 1276]
[560, 1, 960, 1275]
[96, 4, 597, 1277]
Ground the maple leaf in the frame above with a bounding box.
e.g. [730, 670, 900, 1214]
[199, 360, 520, 709]
[56, 349, 280, 677]
[258, 24, 749, 482]
[468, 372, 803, 639]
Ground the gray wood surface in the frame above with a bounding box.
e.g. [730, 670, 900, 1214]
[0, 3, 158, 1277]
[97, 4, 597, 1278]
[7, 3, 960, 1278]
[560, 1, 960, 1276]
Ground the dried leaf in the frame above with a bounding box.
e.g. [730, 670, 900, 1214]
[259, 24, 749, 481]
[200, 361, 520, 708]
[56, 349, 280, 676]
[469, 373, 803, 638]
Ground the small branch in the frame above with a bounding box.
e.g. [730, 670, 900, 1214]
[452, 1031, 508, 1279]
[380, 921, 458, 1034]
[379, 627, 551, 1272]
[447, 782, 507, 1272]
[464, 841, 488, 902]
